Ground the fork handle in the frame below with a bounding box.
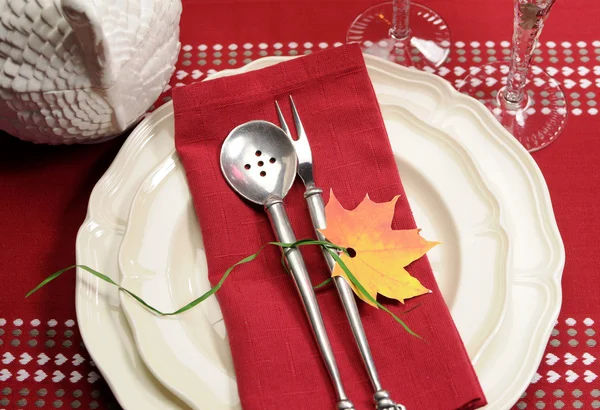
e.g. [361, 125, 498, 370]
[265, 198, 354, 410]
[305, 188, 405, 410]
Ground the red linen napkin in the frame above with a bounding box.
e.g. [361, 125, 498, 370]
[172, 43, 486, 410]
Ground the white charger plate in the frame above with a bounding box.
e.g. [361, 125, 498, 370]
[118, 101, 509, 409]
[75, 54, 564, 410]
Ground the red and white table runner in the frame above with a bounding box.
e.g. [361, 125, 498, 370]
[1, 0, 598, 408]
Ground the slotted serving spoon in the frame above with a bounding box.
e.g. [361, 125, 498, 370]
[220, 120, 355, 410]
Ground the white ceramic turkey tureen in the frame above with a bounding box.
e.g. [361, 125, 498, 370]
[0, 0, 182, 144]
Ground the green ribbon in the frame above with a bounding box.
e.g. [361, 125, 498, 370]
[26, 239, 419, 336]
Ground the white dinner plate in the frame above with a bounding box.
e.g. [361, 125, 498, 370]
[118, 101, 509, 408]
[75, 54, 564, 410]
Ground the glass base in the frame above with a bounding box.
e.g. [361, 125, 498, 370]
[346, 2, 451, 69]
[456, 61, 567, 152]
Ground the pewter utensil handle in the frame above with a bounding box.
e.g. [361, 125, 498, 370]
[305, 188, 404, 410]
[305, 187, 382, 389]
[265, 198, 354, 410]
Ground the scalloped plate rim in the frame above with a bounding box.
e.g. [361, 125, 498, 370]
[117, 100, 510, 409]
[75, 53, 564, 410]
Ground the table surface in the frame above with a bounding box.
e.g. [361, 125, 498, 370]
[1, 0, 598, 409]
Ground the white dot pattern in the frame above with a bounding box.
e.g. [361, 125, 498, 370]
[0, 314, 595, 408]
[168, 40, 600, 117]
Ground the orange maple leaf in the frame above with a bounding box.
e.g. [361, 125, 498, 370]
[319, 191, 438, 307]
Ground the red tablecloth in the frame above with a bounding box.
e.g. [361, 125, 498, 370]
[1, 1, 597, 409]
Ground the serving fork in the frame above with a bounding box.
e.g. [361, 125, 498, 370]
[275, 96, 405, 410]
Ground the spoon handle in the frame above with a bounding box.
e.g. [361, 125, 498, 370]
[265, 198, 354, 410]
[304, 188, 405, 410]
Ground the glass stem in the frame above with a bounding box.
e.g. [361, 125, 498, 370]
[504, 0, 556, 104]
[390, 0, 410, 39]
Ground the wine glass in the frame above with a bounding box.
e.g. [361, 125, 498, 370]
[456, 0, 567, 152]
[346, 0, 451, 69]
